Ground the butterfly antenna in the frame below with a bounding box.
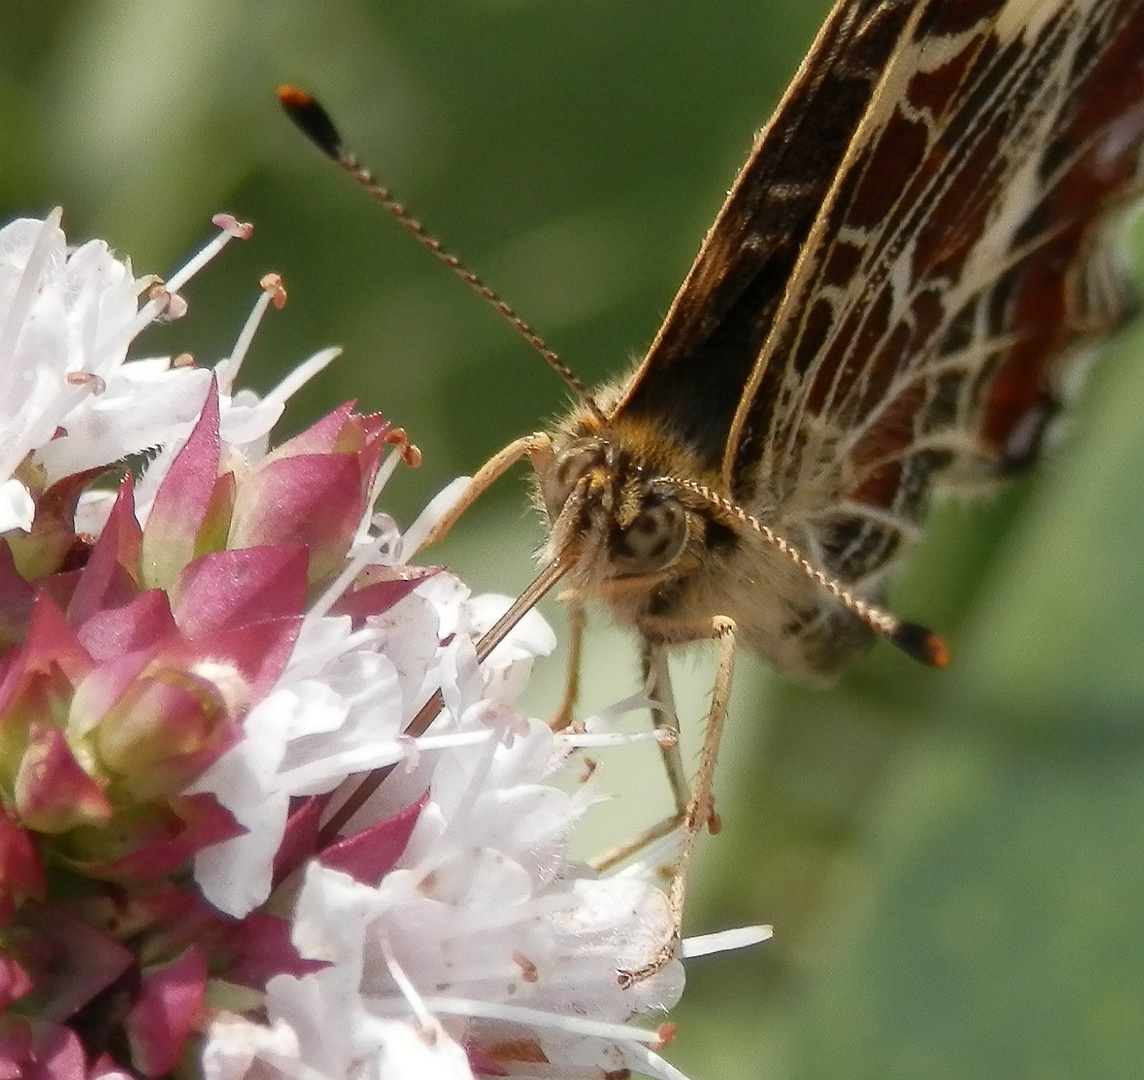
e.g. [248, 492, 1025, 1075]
[673, 479, 950, 667]
[277, 85, 606, 423]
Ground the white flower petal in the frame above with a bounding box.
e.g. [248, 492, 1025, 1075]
[200, 1016, 300, 1080]
[0, 477, 34, 532]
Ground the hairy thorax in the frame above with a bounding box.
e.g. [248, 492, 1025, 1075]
[534, 406, 874, 686]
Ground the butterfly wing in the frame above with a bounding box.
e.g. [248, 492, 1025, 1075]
[611, 0, 924, 467]
[619, 0, 1144, 594]
[734, 0, 1144, 586]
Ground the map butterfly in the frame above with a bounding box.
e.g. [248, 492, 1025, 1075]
[282, 0, 1144, 978]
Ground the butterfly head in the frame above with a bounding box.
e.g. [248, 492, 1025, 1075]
[538, 432, 697, 584]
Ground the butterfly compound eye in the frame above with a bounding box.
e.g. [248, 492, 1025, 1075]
[542, 441, 606, 520]
[610, 496, 688, 576]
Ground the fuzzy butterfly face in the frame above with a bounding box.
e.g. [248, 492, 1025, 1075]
[538, 0, 1144, 684]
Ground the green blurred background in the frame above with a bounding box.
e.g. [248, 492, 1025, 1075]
[6, 1, 1144, 1077]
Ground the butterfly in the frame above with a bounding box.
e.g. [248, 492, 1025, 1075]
[281, 0, 1144, 978]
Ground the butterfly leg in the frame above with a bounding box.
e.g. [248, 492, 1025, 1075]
[589, 619, 735, 868]
[411, 432, 554, 554]
[642, 636, 692, 817]
[550, 596, 586, 731]
[609, 616, 738, 987]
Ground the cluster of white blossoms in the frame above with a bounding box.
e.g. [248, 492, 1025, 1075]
[0, 211, 765, 1080]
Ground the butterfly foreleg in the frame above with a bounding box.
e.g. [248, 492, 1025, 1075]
[549, 594, 587, 731]
[608, 616, 738, 987]
[412, 432, 554, 554]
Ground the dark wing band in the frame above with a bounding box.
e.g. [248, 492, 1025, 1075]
[612, 0, 923, 467]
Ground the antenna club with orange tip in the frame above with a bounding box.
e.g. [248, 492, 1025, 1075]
[276, 84, 607, 424]
[277, 85, 344, 160]
[891, 622, 951, 668]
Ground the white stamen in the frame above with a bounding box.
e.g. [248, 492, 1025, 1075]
[275, 729, 491, 789]
[216, 279, 280, 393]
[111, 216, 253, 350]
[166, 217, 250, 293]
[580, 691, 655, 730]
[306, 530, 393, 622]
[556, 729, 665, 750]
[379, 935, 439, 1039]
[356, 449, 404, 545]
[398, 476, 471, 562]
[261, 347, 341, 411]
[681, 924, 773, 958]
[609, 831, 682, 879]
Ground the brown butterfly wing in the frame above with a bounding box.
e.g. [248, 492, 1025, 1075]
[740, 0, 1144, 587]
[611, 0, 924, 466]
[618, 0, 1144, 594]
